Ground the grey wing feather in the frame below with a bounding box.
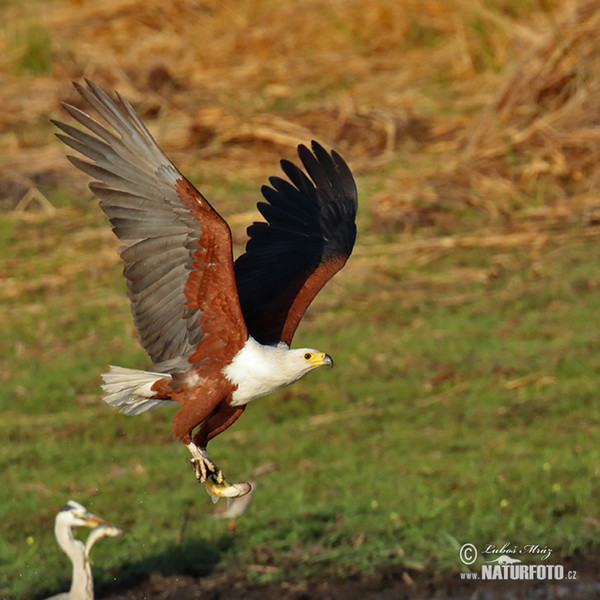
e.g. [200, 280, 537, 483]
[53, 81, 204, 367]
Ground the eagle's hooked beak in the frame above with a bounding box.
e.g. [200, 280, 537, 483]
[309, 353, 333, 368]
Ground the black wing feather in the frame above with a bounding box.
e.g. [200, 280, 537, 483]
[234, 141, 358, 345]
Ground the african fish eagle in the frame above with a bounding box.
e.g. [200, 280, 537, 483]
[53, 80, 358, 487]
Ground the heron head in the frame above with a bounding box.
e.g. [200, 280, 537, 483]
[58, 500, 110, 529]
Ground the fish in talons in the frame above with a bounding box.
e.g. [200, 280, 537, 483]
[204, 472, 252, 507]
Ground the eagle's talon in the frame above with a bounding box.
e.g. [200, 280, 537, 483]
[192, 458, 207, 482]
[188, 453, 222, 484]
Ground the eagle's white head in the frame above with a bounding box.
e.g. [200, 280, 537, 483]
[224, 337, 333, 406]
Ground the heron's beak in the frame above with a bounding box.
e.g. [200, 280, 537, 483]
[81, 511, 110, 528]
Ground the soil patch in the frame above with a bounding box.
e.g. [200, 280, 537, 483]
[101, 555, 600, 600]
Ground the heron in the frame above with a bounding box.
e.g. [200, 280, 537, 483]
[45, 500, 123, 600]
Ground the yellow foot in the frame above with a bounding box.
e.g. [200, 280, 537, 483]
[186, 444, 223, 483]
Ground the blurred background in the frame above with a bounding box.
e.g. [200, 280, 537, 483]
[2, 0, 600, 598]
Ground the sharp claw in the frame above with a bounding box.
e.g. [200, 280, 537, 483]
[188, 453, 222, 484]
[188, 457, 208, 483]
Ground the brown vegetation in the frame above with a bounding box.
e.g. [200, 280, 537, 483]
[2, 0, 600, 234]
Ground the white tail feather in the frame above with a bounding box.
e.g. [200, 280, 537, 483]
[101, 366, 176, 415]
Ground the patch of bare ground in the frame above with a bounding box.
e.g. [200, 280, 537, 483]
[100, 555, 600, 600]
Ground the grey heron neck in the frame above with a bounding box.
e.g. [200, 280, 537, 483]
[54, 520, 94, 599]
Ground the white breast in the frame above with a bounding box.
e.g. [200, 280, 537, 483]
[223, 337, 307, 406]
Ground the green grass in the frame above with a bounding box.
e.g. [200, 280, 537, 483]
[2, 197, 600, 598]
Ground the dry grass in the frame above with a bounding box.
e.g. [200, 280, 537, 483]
[374, 0, 600, 232]
[0, 0, 579, 222]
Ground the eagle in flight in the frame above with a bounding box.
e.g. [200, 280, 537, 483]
[54, 80, 358, 492]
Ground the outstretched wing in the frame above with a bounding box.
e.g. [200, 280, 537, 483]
[234, 141, 358, 346]
[53, 80, 247, 369]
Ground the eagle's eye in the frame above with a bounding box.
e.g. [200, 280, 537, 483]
[304, 353, 311, 360]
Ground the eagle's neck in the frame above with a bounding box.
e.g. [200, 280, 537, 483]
[223, 337, 308, 407]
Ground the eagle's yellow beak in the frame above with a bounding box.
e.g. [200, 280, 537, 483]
[308, 353, 334, 368]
